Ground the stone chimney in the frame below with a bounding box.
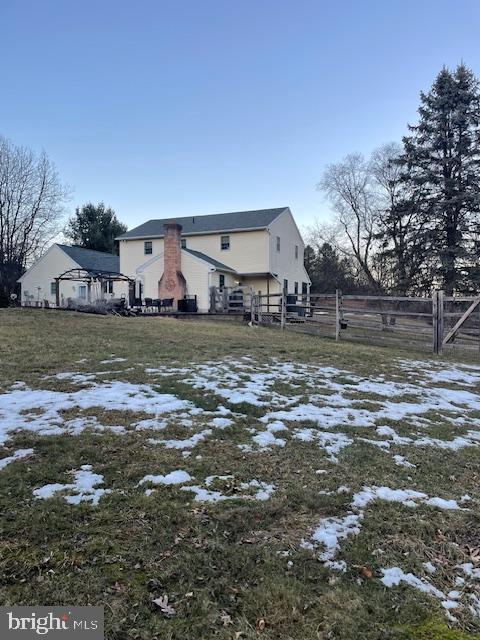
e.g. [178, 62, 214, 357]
[158, 221, 186, 308]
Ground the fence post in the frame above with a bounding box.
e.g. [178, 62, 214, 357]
[280, 293, 286, 330]
[335, 289, 342, 341]
[258, 292, 263, 324]
[432, 290, 438, 354]
[437, 290, 444, 354]
[222, 287, 229, 312]
[432, 290, 445, 354]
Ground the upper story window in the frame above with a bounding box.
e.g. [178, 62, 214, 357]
[295, 245, 299, 260]
[219, 274, 225, 288]
[276, 236, 281, 252]
[144, 240, 152, 255]
[181, 238, 187, 248]
[294, 282, 298, 294]
[221, 235, 230, 251]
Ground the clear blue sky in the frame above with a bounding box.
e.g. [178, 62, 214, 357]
[2, 0, 479, 231]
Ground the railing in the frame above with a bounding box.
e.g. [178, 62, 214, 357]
[251, 290, 480, 354]
[209, 285, 254, 314]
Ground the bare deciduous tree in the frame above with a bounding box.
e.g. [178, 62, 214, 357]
[312, 144, 432, 295]
[0, 136, 69, 301]
[316, 153, 384, 292]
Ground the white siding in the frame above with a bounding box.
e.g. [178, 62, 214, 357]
[268, 210, 311, 293]
[119, 238, 165, 278]
[120, 229, 270, 277]
[19, 245, 79, 305]
[182, 230, 269, 273]
[19, 245, 125, 305]
[181, 252, 211, 312]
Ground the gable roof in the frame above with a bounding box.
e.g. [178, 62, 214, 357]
[57, 244, 120, 274]
[116, 207, 289, 240]
[182, 248, 236, 273]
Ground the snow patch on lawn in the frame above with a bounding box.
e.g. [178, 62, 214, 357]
[149, 429, 213, 450]
[0, 382, 194, 445]
[393, 454, 416, 468]
[292, 429, 353, 462]
[138, 470, 192, 489]
[380, 567, 461, 618]
[380, 567, 447, 599]
[211, 417, 233, 429]
[100, 357, 127, 364]
[33, 465, 109, 505]
[182, 477, 275, 503]
[397, 359, 480, 387]
[0, 448, 34, 470]
[308, 485, 463, 564]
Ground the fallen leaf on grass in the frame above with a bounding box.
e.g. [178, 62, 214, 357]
[152, 595, 176, 618]
[467, 546, 480, 564]
[352, 564, 373, 578]
[219, 611, 232, 626]
[256, 618, 266, 630]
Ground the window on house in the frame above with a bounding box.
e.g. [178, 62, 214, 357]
[294, 282, 298, 294]
[276, 236, 281, 252]
[50, 282, 57, 295]
[283, 279, 288, 293]
[181, 238, 186, 248]
[144, 240, 152, 255]
[221, 235, 230, 251]
[103, 280, 113, 294]
[78, 285, 87, 300]
[295, 245, 299, 259]
[219, 274, 225, 288]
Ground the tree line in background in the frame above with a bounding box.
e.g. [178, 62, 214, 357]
[306, 64, 480, 296]
[2, 63, 480, 303]
[0, 133, 128, 304]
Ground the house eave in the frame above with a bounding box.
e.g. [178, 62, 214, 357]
[116, 226, 270, 241]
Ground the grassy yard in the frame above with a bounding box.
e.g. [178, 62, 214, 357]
[1, 308, 480, 640]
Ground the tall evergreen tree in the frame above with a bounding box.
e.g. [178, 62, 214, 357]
[371, 144, 433, 295]
[65, 202, 127, 255]
[304, 241, 361, 293]
[400, 64, 480, 294]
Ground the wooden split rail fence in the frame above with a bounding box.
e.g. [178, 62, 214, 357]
[250, 290, 480, 354]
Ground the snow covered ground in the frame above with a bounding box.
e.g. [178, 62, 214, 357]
[1, 353, 480, 624]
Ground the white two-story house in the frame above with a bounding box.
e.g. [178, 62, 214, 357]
[117, 207, 311, 311]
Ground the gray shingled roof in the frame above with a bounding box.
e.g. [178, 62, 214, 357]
[116, 207, 289, 240]
[183, 248, 236, 273]
[58, 244, 120, 273]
